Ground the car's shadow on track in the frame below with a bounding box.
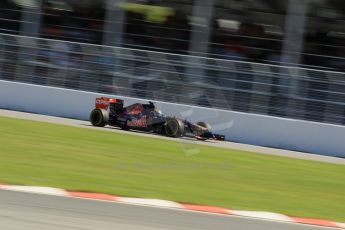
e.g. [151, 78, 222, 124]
[80, 124, 218, 143]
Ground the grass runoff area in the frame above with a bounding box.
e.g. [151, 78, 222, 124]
[0, 116, 344, 222]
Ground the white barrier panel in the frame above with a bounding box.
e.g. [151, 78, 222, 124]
[0, 80, 344, 157]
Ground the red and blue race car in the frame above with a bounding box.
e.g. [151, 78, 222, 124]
[90, 97, 225, 141]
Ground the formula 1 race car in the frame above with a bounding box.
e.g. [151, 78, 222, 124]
[89, 97, 225, 141]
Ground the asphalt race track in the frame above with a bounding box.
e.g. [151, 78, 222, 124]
[0, 109, 344, 165]
[0, 190, 340, 230]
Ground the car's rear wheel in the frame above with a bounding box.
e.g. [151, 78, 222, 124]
[90, 109, 109, 127]
[165, 118, 184, 138]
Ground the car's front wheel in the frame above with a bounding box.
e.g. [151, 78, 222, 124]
[164, 118, 184, 138]
[196, 121, 212, 133]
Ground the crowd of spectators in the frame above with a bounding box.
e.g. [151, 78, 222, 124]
[0, 0, 21, 34]
[41, 1, 104, 43]
[1, 0, 345, 71]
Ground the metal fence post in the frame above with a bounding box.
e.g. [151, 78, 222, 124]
[183, 0, 215, 106]
[188, 0, 215, 56]
[103, 0, 126, 47]
[0, 35, 3, 80]
[102, 0, 126, 95]
[20, 0, 43, 37]
[281, 0, 310, 117]
[16, 0, 43, 82]
[281, 0, 309, 66]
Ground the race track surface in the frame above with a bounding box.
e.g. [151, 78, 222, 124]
[0, 190, 339, 230]
[0, 109, 344, 165]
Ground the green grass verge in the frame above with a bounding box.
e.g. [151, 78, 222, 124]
[0, 116, 344, 222]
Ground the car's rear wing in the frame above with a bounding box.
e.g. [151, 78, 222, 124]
[95, 97, 124, 110]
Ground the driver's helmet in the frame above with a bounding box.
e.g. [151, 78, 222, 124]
[155, 108, 163, 117]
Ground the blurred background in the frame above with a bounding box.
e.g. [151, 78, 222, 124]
[1, 0, 345, 125]
[3, 0, 345, 69]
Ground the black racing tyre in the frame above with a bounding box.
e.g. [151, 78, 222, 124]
[90, 109, 109, 127]
[165, 118, 184, 138]
[196, 122, 212, 132]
